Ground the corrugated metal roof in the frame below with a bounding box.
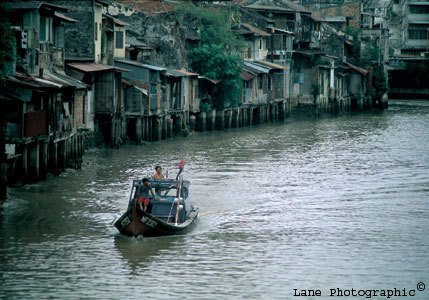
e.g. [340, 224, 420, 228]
[114, 59, 165, 71]
[267, 26, 294, 35]
[244, 61, 270, 74]
[4, 1, 68, 12]
[409, 20, 429, 24]
[11, 72, 63, 90]
[8, 88, 33, 102]
[34, 77, 63, 88]
[54, 12, 78, 23]
[319, 16, 346, 22]
[167, 69, 199, 77]
[68, 63, 129, 73]
[43, 70, 87, 89]
[241, 23, 271, 37]
[255, 60, 288, 70]
[3, 1, 42, 9]
[198, 76, 220, 85]
[344, 61, 368, 75]
[126, 35, 154, 48]
[113, 18, 127, 26]
[123, 80, 148, 96]
[240, 71, 255, 81]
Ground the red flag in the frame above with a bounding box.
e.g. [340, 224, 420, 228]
[178, 159, 185, 170]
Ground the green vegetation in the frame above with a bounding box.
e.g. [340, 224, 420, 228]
[177, 3, 244, 109]
[345, 27, 361, 65]
[346, 26, 387, 102]
[360, 43, 387, 101]
[0, 4, 16, 86]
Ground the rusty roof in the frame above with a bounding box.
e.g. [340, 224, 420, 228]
[113, 0, 175, 15]
[255, 60, 288, 70]
[343, 61, 368, 75]
[167, 69, 199, 77]
[68, 63, 129, 73]
[240, 71, 255, 81]
[243, 0, 309, 14]
[54, 12, 78, 23]
[241, 23, 270, 37]
[43, 70, 87, 89]
[198, 76, 220, 85]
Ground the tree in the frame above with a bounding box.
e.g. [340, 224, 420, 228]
[189, 44, 242, 108]
[0, 4, 15, 86]
[178, 3, 244, 108]
[360, 42, 387, 102]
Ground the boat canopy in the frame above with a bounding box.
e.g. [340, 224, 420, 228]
[132, 178, 190, 189]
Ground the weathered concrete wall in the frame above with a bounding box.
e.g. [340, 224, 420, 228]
[112, 10, 189, 69]
[53, 0, 96, 60]
[313, 2, 361, 29]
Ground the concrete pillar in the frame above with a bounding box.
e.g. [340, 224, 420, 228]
[197, 111, 206, 132]
[50, 142, 58, 171]
[247, 107, 251, 126]
[215, 110, 224, 130]
[160, 116, 167, 139]
[232, 108, 239, 128]
[70, 135, 75, 160]
[143, 117, 150, 141]
[0, 158, 6, 200]
[0, 119, 7, 200]
[189, 114, 197, 131]
[21, 145, 28, 181]
[206, 110, 216, 131]
[58, 140, 66, 169]
[39, 141, 48, 181]
[278, 101, 285, 121]
[136, 118, 142, 143]
[174, 115, 182, 135]
[28, 142, 39, 182]
[242, 107, 248, 126]
[166, 116, 173, 138]
[264, 105, 268, 122]
[253, 107, 261, 125]
[153, 116, 162, 141]
[224, 109, 232, 129]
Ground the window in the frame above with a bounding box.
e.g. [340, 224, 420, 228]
[115, 31, 124, 49]
[401, 49, 423, 56]
[408, 24, 429, 40]
[40, 17, 52, 42]
[409, 5, 429, 14]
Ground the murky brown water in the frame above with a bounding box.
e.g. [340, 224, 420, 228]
[1, 101, 429, 299]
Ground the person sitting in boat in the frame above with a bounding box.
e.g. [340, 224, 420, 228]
[136, 178, 156, 213]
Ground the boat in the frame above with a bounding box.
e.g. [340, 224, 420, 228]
[114, 173, 199, 237]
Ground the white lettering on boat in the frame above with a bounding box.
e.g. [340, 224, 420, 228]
[140, 216, 158, 228]
[120, 216, 131, 227]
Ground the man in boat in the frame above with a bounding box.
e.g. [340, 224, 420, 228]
[152, 165, 165, 180]
[152, 166, 165, 196]
[136, 178, 156, 213]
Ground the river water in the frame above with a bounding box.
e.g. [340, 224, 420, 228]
[1, 101, 429, 299]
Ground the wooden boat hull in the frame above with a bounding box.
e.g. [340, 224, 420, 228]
[114, 205, 199, 237]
